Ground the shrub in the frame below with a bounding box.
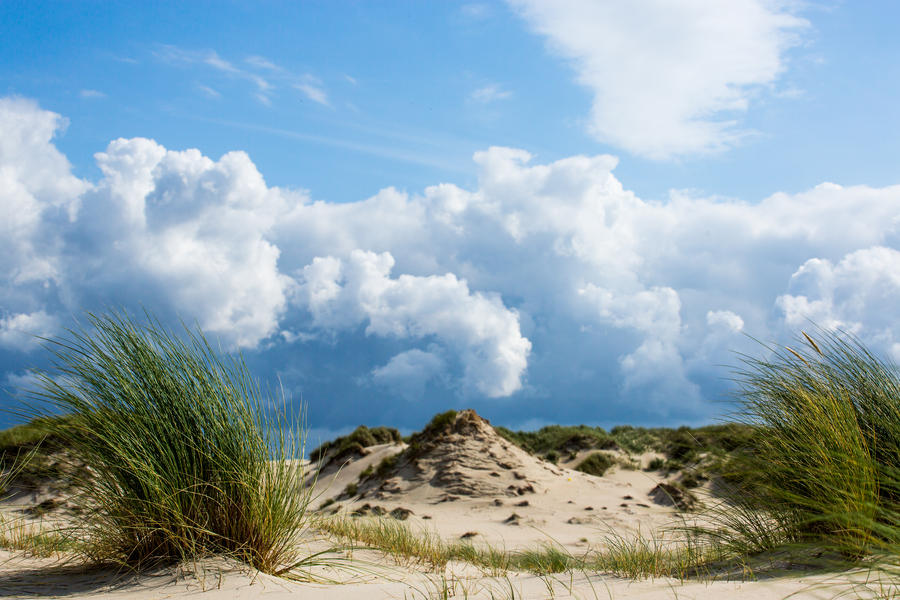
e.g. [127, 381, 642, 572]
[575, 452, 614, 477]
[310, 425, 401, 461]
[496, 424, 614, 455]
[28, 311, 313, 573]
[645, 457, 665, 471]
[375, 454, 398, 477]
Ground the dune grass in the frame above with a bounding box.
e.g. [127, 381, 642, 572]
[24, 311, 315, 575]
[718, 329, 900, 560]
[316, 513, 735, 580]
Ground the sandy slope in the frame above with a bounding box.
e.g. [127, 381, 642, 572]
[0, 410, 885, 598]
[311, 410, 690, 552]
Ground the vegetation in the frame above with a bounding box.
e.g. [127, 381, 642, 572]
[496, 420, 756, 484]
[6, 316, 900, 586]
[310, 424, 401, 463]
[0, 414, 88, 493]
[713, 329, 900, 558]
[495, 424, 616, 459]
[319, 514, 730, 580]
[24, 311, 316, 574]
[574, 452, 614, 477]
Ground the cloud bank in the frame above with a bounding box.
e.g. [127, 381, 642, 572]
[508, 0, 808, 158]
[2, 97, 900, 427]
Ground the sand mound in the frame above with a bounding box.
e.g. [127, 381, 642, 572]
[352, 409, 564, 503]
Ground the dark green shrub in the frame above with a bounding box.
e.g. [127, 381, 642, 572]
[343, 482, 358, 498]
[310, 425, 401, 461]
[575, 452, 614, 477]
[645, 457, 665, 471]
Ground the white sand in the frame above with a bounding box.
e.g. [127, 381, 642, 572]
[0, 411, 885, 598]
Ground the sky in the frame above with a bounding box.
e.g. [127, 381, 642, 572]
[2, 1, 900, 442]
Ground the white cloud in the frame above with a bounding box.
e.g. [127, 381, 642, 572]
[372, 348, 446, 400]
[470, 84, 513, 104]
[777, 247, 900, 344]
[197, 85, 221, 99]
[4, 97, 900, 418]
[79, 89, 106, 99]
[0, 311, 59, 351]
[296, 250, 531, 397]
[508, 0, 808, 159]
[0, 97, 88, 289]
[156, 46, 332, 109]
[76, 138, 297, 348]
[295, 78, 329, 106]
[706, 310, 744, 333]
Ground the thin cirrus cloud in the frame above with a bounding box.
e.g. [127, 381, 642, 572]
[470, 83, 513, 104]
[3, 96, 900, 423]
[507, 0, 809, 159]
[79, 89, 106, 99]
[154, 45, 328, 107]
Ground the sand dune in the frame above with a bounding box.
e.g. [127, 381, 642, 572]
[0, 410, 883, 598]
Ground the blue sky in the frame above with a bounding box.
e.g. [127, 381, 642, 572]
[2, 1, 900, 442]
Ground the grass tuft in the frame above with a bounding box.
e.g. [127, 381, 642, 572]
[26, 311, 315, 574]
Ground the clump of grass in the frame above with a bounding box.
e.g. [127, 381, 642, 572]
[320, 515, 450, 569]
[27, 311, 314, 574]
[319, 513, 733, 579]
[709, 329, 900, 560]
[592, 529, 727, 580]
[574, 452, 614, 477]
[644, 457, 665, 471]
[0, 517, 83, 558]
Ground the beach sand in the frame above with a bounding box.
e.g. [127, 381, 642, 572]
[0, 410, 887, 599]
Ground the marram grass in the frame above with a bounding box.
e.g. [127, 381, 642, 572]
[714, 328, 900, 561]
[28, 311, 315, 574]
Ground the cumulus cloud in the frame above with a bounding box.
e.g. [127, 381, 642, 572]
[778, 247, 900, 359]
[0, 311, 60, 352]
[508, 0, 808, 158]
[372, 349, 446, 400]
[0, 96, 88, 291]
[3, 97, 900, 425]
[296, 250, 531, 397]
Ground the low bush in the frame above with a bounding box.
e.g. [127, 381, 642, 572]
[310, 425, 401, 462]
[575, 452, 614, 477]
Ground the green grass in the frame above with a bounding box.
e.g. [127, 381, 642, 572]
[574, 452, 614, 476]
[685, 328, 900, 568]
[495, 425, 616, 458]
[495, 421, 756, 466]
[0, 518, 84, 558]
[318, 513, 746, 580]
[0, 414, 87, 493]
[310, 425, 402, 463]
[24, 311, 316, 575]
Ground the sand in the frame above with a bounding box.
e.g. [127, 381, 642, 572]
[0, 410, 888, 599]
